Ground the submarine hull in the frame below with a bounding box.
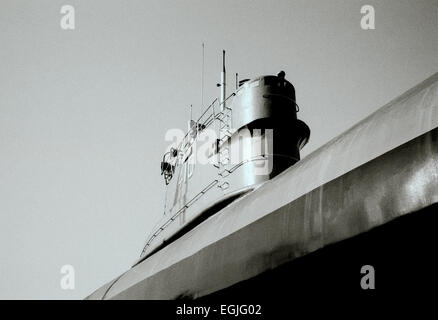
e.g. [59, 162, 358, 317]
[87, 72, 438, 300]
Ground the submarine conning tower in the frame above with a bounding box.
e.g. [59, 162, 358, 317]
[141, 55, 310, 261]
[230, 70, 310, 177]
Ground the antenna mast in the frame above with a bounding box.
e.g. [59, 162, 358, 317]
[201, 42, 205, 114]
[220, 50, 226, 111]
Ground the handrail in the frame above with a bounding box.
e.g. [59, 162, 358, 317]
[167, 92, 236, 168]
[175, 91, 236, 153]
[198, 98, 218, 124]
[142, 152, 293, 256]
[262, 93, 300, 112]
[219, 153, 299, 178]
[141, 179, 218, 256]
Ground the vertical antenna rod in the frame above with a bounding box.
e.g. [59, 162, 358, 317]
[201, 43, 205, 114]
[220, 50, 226, 111]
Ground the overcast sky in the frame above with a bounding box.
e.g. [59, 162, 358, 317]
[0, 0, 437, 299]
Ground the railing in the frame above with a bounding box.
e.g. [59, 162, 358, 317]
[140, 179, 219, 257]
[164, 93, 236, 170]
[140, 152, 291, 258]
[142, 92, 238, 257]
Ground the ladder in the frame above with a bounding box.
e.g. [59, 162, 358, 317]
[216, 104, 233, 190]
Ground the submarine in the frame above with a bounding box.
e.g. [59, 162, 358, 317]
[138, 51, 310, 262]
[87, 54, 438, 299]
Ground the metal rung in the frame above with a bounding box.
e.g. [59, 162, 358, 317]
[217, 181, 230, 190]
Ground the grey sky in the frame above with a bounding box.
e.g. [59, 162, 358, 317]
[0, 0, 437, 299]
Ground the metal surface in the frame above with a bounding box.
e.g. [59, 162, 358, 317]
[232, 75, 297, 130]
[87, 72, 438, 300]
